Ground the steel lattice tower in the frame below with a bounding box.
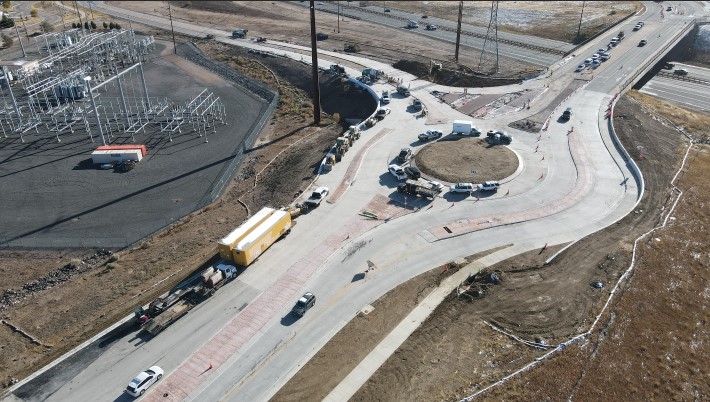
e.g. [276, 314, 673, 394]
[478, 1, 499, 73]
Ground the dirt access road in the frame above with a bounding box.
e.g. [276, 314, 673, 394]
[273, 93, 701, 401]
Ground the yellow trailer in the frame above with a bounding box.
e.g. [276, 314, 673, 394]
[218, 207, 274, 260]
[218, 207, 292, 266]
[232, 209, 292, 266]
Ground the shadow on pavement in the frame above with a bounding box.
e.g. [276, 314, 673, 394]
[280, 313, 300, 326]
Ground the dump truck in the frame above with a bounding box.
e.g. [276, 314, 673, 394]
[397, 178, 440, 199]
[218, 207, 292, 267]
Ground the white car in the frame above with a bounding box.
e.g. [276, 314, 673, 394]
[126, 366, 163, 397]
[477, 181, 500, 192]
[381, 91, 390, 104]
[388, 164, 407, 181]
[426, 180, 444, 192]
[450, 183, 475, 194]
[584, 58, 593, 65]
[591, 60, 601, 69]
[575, 64, 586, 72]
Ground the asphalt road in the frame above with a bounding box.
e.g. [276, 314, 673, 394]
[300, 1, 571, 67]
[5, 1, 706, 402]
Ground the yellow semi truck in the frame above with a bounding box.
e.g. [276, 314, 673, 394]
[218, 207, 292, 267]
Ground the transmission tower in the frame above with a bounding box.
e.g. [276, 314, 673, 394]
[478, 1, 499, 74]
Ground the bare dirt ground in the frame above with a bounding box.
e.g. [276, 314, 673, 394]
[0, 38, 361, 389]
[269, 94, 692, 401]
[415, 138, 518, 183]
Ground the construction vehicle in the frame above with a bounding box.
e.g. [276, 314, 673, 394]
[256, 37, 267, 43]
[330, 64, 346, 75]
[218, 207, 292, 267]
[322, 153, 336, 171]
[334, 137, 350, 161]
[397, 179, 440, 200]
[344, 43, 361, 53]
[232, 29, 248, 39]
[348, 125, 361, 140]
[135, 263, 238, 336]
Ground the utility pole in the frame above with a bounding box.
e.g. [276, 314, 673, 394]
[309, 1, 322, 124]
[167, 2, 177, 54]
[455, 0, 463, 62]
[13, 22, 26, 57]
[337, 1, 340, 33]
[20, 14, 29, 40]
[577, 1, 586, 39]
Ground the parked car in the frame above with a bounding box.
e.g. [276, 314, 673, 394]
[316, 32, 329, 40]
[388, 164, 407, 181]
[292, 292, 316, 316]
[375, 107, 391, 120]
[304, 187, 329, 208]
[575, 64, 586, 72]
[638, 39, 647, 47]
[404, 166, 421, 180]
[426, 180, 444, 192]
[591, 60, 601, 69]
[418, 129, 443, 141]
[397, 148, 413, 164]
[477, 181, 500, 192]
[126, 366, 164, 397]
[584, 58, 593, 65]
[397, 86, 410, 96]
[600, 53, 611, 61]
[450, 183, 475, 194]
[412, 99, 423, 111]
[674, 68, 688, 76]
[666, 6, 672, 11]
[381, 91, 390, 104]
[561, 107, 572, 121]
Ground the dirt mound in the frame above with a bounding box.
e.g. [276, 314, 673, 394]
[393, 59, 524, 88]
[414, 138, 518, 183]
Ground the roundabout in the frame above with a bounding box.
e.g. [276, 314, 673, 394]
[414, 137, 519, 183]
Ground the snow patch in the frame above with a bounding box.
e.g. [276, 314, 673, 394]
[694, 25, 710, 53]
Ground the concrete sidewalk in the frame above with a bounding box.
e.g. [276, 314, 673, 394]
[323, 243, 536, 402]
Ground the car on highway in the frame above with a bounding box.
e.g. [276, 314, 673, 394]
[126, 366, 164, 397]
[425, 24, 437, 31]
[450, 183, 475, 194]
[560, 107, 572, 121]
[292, 292, 316, 316]
[597, 48, 607, 54]
[381, 91, 390, 104]
[600, 52, 611, 61]
[397, 148, 413, 164]
[674, 68, 688, 76]
[610, 37, 620, 46]
[638, 39, 647, 47]
[575, 64, 586, 72]
[304, 187, 329, 208]
[388, 164, 407, 181]
[591, 53, 600, 61]
[477, 181, 500, 192]
[418, 129, 443, 141]
[375, 107, 391, 120]
[591, 60, 601, 69]
[584, 58, 593, 65]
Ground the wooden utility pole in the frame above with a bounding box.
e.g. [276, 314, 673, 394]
[577, 1, 586, 39]
[167, 2, 177, 54]
[310, 1, 322, 124]
[455, 0, 463, 62]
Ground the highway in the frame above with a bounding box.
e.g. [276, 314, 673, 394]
[640, 63, 710, 112]
[4, 1, 707, 402]
[300, 1, 573, 67]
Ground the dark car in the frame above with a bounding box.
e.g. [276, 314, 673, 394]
[292, 292, 316, 316]
[561, 107, 572, 121]
[404, 166, 421, 180]
[638, 39, 647, 47]
[397, 148, 413, 164]
[316, 32, 329, 41]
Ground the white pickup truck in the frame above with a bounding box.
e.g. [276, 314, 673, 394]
[304, 187, 329, 208]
